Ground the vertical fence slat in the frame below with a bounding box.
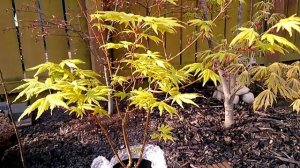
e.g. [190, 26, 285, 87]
[166, 4, 181, 67]
[65, 0, 91, 69]
[85, 0, 106, 77]
[212, 4, 225, 43]
[0, 0, 23, 93]
[225, 2, 239, 41]
[15, 0, 46, 78]
[40, 0, 68, 63]
[181, 0, 196, 65]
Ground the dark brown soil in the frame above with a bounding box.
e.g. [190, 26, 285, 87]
[1, 86, 300, 168]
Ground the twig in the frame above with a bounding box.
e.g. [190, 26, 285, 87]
[274, 156, 300, 165]
[92, 115, 126, 168]
[122, 112, 133, 167]
[135, 110, 151, 168]
[0, 70, 26, 168]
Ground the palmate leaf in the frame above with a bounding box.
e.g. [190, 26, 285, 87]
[26, 62, 52, 77]
[18, 98, 44, 121]
[287, 63, 300, 79]
[277, 85, 299, 100]
[255, 41, 286, 54]
[19, 92, 71, 121]
[201, 52, 238, 66]
[93, 23, 116, 32]
[59, 59, 85, 69]
[267, 13, 285, 26]
[254, 1, 274, 10]
[111, 75, 128, 86]
[253, 89, 276, 111]
[46, 93, 69, 110]
[162, 0, 178, 5]
[271, 14, 300, 36]
[13, 78, 49, 102]
[140, 33, 162, 44]
[101, 43, 125, 50]
[287, 78, 300, 91]
[142, 16, 183, 34]
[250, 66, 269, 81]
[181, 63, 204, 76]
[291, 99, 300, 113]
[188, 20, 215, 39]
[129, 89, 157, 110]
[150, 124, 174, 143]
[152, 101, 177, 117]
[93, 106, 108, 117]
[261, 33, 300, 53]
[230, 28, 259, 47]
[75, 69, 101, 80]
[199, 69, 220, 86]
[115, 91, 127, 100]
[237, 70, 250, 86]
[172, 93, 200, 108]
[91, 11, 139, 27]
[226, 64, 245, 74]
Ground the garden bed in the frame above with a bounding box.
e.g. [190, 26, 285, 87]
[1, 86, 300, 168]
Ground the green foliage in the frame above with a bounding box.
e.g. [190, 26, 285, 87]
[150, 124, 174, 142]
[187, 1, 300, 114]
[251, 62, 300, 111]
[15, 10, 202, 148]
[230, 28, 259, 47]
[188, 20, 215, 39]
[14, 59, 110, 120]
[271, 15, 300, 36]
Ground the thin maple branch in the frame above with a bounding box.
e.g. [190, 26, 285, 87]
[135, 110, 151, 168]
[0, 70, 26, 168]
[92, 115, 126, 168]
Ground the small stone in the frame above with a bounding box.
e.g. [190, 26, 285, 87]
[242, 92, 254, 104]
[217, 85, 223, 92]
[91, 156, 111, 168]
[236, 87, 250, 96]
[278, 164, 288, 168]
[233, 95, 239, 104]
[213, 90, 224, 101]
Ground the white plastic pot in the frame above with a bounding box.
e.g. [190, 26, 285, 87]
[91, 144, 167, 168]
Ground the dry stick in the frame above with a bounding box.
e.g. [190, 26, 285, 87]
[92, 115, 127, 168]
[0, 70, 26, 168]
[135, 110, 151, 168]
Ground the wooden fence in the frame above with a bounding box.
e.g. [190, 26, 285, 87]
[0, 0, 91, 94]
[123, 0, 300, 67]
[1, 0, 300, 94]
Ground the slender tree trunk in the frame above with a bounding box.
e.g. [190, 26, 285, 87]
[224, 97, 234, 128]
[219, 70, 235, 128]
[221, 1, 244, 128]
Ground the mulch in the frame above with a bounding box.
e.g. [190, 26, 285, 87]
[0, 86, 300, 168]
